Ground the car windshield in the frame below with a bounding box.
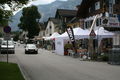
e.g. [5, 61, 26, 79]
[26, 44, 36, 48]
[2, 41, 14, 45]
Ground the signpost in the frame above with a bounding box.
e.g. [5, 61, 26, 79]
[3, 26, 11, 63]
[89, 29, 96, 38]
[89, 29, 96, 60]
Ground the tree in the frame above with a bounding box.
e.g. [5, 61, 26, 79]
[0, 0, 31, 26]
[12, 31, 21, 41]
[0, 0, 30, 10]
[18, 5, 41, 38]
[0, 9, 12, 26]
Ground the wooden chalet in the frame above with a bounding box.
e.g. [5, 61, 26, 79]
[77, 0, 120, 31]
[55, 9, 77, 33]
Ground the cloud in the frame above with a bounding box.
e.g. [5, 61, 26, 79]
[32, 0, 56, 5]
[13, 0, 68, 14]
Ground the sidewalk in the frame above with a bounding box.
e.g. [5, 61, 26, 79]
[0, 54, 17, 63]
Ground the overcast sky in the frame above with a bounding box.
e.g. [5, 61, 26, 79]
[4, 0, 67, 14]
[32, 0, 67, 5]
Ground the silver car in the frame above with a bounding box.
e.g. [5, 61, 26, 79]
[0, 40, 15, 54]
[25, 44, 38, 54]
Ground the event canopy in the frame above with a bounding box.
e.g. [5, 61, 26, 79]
[49, 32, 60, 40]
[56, 27, 90, 39]
[44, 27, 114, 40]
[95, 27, 114, 39]
[43, 32, 60, 40]
[73, 27, 90, 39]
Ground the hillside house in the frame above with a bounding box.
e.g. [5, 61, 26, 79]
[76, 0, 120, 57]
[45, 18, 61, 37]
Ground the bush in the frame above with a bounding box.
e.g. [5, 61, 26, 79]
[98, 54, 109, 61]
[101, 55, 109, 61]
[91, 53, 98, 60]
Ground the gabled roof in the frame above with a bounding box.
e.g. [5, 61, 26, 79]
[39, 22, 46, 30]
[55, 9, 77, 17]
[48, 17, 61, 25]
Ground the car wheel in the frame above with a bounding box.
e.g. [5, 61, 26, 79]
[13, 51, 15, 54]
[36, 51, 38, 54]
[25, 51, 27, 54]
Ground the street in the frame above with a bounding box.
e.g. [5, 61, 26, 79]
[0, 44, 120, 80]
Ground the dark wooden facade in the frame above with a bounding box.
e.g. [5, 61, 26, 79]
[77, 0, 120, 31]
[55, 9, 77, 33]
[113, 0, 120, 14]
[77, 0, 120, 18]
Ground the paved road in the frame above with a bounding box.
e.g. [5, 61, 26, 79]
[1, 44, 120, 80]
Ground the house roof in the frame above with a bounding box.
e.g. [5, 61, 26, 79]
[39, 22, 46, 30]
[56, 9, 77, 17]
[48, 17, 61, 25]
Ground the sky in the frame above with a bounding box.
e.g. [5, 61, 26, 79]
[30, 0, 67, 5]
[9, 0, 67, 14]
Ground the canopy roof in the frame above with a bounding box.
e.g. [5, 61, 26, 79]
[95, 27, 114, 38]
[57, 27, 90, 39]
[56, 27, 114, 39]
[43, 32, 60, 40]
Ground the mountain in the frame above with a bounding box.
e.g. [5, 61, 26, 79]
[9, 0, 82, 31]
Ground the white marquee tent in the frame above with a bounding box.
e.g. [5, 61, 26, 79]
[95, 27, 114, 39]
[56, 27, 90, 39]
[43, 32, 60, 40]
[55, 27, 115, 55]
[48, 32, 60, 40]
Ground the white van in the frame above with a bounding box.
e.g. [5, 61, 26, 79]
[0, 40, 15, 54]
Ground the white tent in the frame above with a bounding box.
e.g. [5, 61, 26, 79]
[95, 27, 115, 47]
[56, 32, 68, 39]
[43, 32, 60, 40]
[48, 32, 60, 40]
[56, 27, 90, 39]
[73, 27, 90, 39]
[55, 27, 90, 55]
[95, 27, 114, 39]
[42, 36, 50, 40]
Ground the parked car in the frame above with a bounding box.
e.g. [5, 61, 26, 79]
[0, 40, 15, 54]
[25, 44, 38, 54]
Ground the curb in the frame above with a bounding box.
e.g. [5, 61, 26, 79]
[16, 57, 31, 80]
[17, 62, 29, 80]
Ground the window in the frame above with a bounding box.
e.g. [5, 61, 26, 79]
[115, 0, 120, 4]
[95, 1, 100, 10]
[85, 22, 87, 29]
[99, 19, 101, 25]
[89, 8, 91, 13]
[85, 21, 92, 29]
[96, 19, 99, 26]
[50, 26, 52, 29]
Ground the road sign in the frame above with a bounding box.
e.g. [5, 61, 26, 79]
[3, 26, 11, 33]
[89, 29, 96, 38]
[4, 33, 11, 40]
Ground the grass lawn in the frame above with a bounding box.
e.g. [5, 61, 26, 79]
[0, 62, 25, 80]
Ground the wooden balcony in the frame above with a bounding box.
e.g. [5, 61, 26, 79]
[113, 4, 120, 14]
